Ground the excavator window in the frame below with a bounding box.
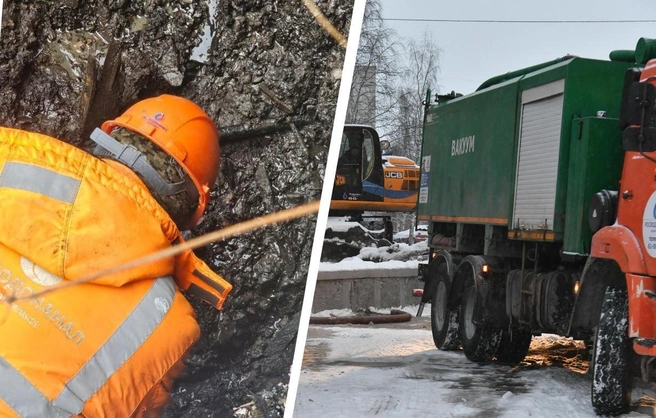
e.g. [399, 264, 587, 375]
[338, 132, 361, 166]
[362, 128, 375, 181]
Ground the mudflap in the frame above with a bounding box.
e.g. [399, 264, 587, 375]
[476, 264, 508, 330]
[419, 262, 434, 303]
[417, 262, 432, 317]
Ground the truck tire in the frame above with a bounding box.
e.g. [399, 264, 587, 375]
[431, 264, 460, 350]
[495, 325, 531, 365]
[591, 287, 631, 416]
[460, 283, 502, 363]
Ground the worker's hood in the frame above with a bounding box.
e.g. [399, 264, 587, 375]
[0, 127, 182, 286]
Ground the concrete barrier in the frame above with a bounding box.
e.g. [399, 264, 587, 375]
[311, 267, 422, 313]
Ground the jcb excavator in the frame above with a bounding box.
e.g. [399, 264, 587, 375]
[330, 124, 419, 240]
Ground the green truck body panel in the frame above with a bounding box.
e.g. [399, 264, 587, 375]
[418, 57, 631, 251]
[563, 117, 624, 254]
[420, 78, 520, 221]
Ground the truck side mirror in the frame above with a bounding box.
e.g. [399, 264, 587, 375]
[619, 68, 643, 129]
[622, 81, 656, 152]
[623, 81, 656, 126]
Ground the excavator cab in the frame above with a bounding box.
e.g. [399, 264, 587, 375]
[331, 124, 419, 214]
[332, 125, 384, 203]
[330, 124, 419, 241]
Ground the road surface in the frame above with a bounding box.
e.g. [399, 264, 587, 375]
[294, 316, 656, 417]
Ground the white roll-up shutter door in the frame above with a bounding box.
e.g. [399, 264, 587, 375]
[513, 79, 565, 231]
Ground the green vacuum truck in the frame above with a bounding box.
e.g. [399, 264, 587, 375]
[416, 37, 656, 415]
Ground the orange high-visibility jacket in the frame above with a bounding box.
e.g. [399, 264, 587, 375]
[0, 127, 232, 417]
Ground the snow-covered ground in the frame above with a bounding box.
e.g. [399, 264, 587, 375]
[311, 304, 429, 318]
[306, 222, 656, 416]
[294, 317, 656, 417]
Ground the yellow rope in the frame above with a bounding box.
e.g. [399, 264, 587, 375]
[1, 201, 320, 307]
[301, 0, 347, 49]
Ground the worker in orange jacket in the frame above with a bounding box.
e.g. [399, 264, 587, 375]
[0, 95, 232, 417]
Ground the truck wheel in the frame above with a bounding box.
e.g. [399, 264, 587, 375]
[495, 325, 531, 365]
[591, 287, 631, 416]
[460, 283, 502, 363]
[431, 264, 460, 350]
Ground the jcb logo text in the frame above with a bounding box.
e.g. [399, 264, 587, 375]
[385, 172, 403, 179]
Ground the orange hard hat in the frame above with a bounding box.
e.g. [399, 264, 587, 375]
[102, 95, 220, 229]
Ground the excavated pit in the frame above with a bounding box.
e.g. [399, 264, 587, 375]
[0, 1, 352, 416]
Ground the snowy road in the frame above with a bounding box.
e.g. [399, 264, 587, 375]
[294, 317, 656, 417]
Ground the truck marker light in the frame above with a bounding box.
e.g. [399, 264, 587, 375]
[482, 264, 490, 275]
[574, 281, 581, 295]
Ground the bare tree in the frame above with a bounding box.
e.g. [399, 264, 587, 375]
[346, 3, 440, 162]
[387, 31, 441, 160]
[344, 5, 440, 237]
[346, 0, 401, 128]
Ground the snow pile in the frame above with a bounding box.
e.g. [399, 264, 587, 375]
[320, 257, 418, 273]
[359, 241, 428, 262]
[320, 240, 427, 273]
[322, 218, 381, 262]
[311, 308, 356, 318]
[322, 216, 430, 262]
[393, 224, 428, 242]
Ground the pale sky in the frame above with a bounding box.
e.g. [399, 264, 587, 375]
[380, 0, 656, 95]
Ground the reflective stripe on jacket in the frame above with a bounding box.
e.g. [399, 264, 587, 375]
[0, 127, 232, 416]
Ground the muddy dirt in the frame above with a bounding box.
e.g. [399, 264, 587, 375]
[322, 224, 378, 261]
[518, 335, 590, 374]
[0, 1, 352, 416]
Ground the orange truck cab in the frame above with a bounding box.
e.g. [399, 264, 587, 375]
[561, 56, 656, 414]
[588, 59, 656, 351]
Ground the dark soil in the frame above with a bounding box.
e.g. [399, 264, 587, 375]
[0, 1, 352, 416]
[321, 223, 380, 261]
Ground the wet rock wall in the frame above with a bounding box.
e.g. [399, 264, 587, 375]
[0, 0, 352, 416]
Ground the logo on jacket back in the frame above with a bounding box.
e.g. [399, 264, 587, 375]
[154, 297, 170, 313]
[0, 260, 85, 344]
[20, 257, 63, 286]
